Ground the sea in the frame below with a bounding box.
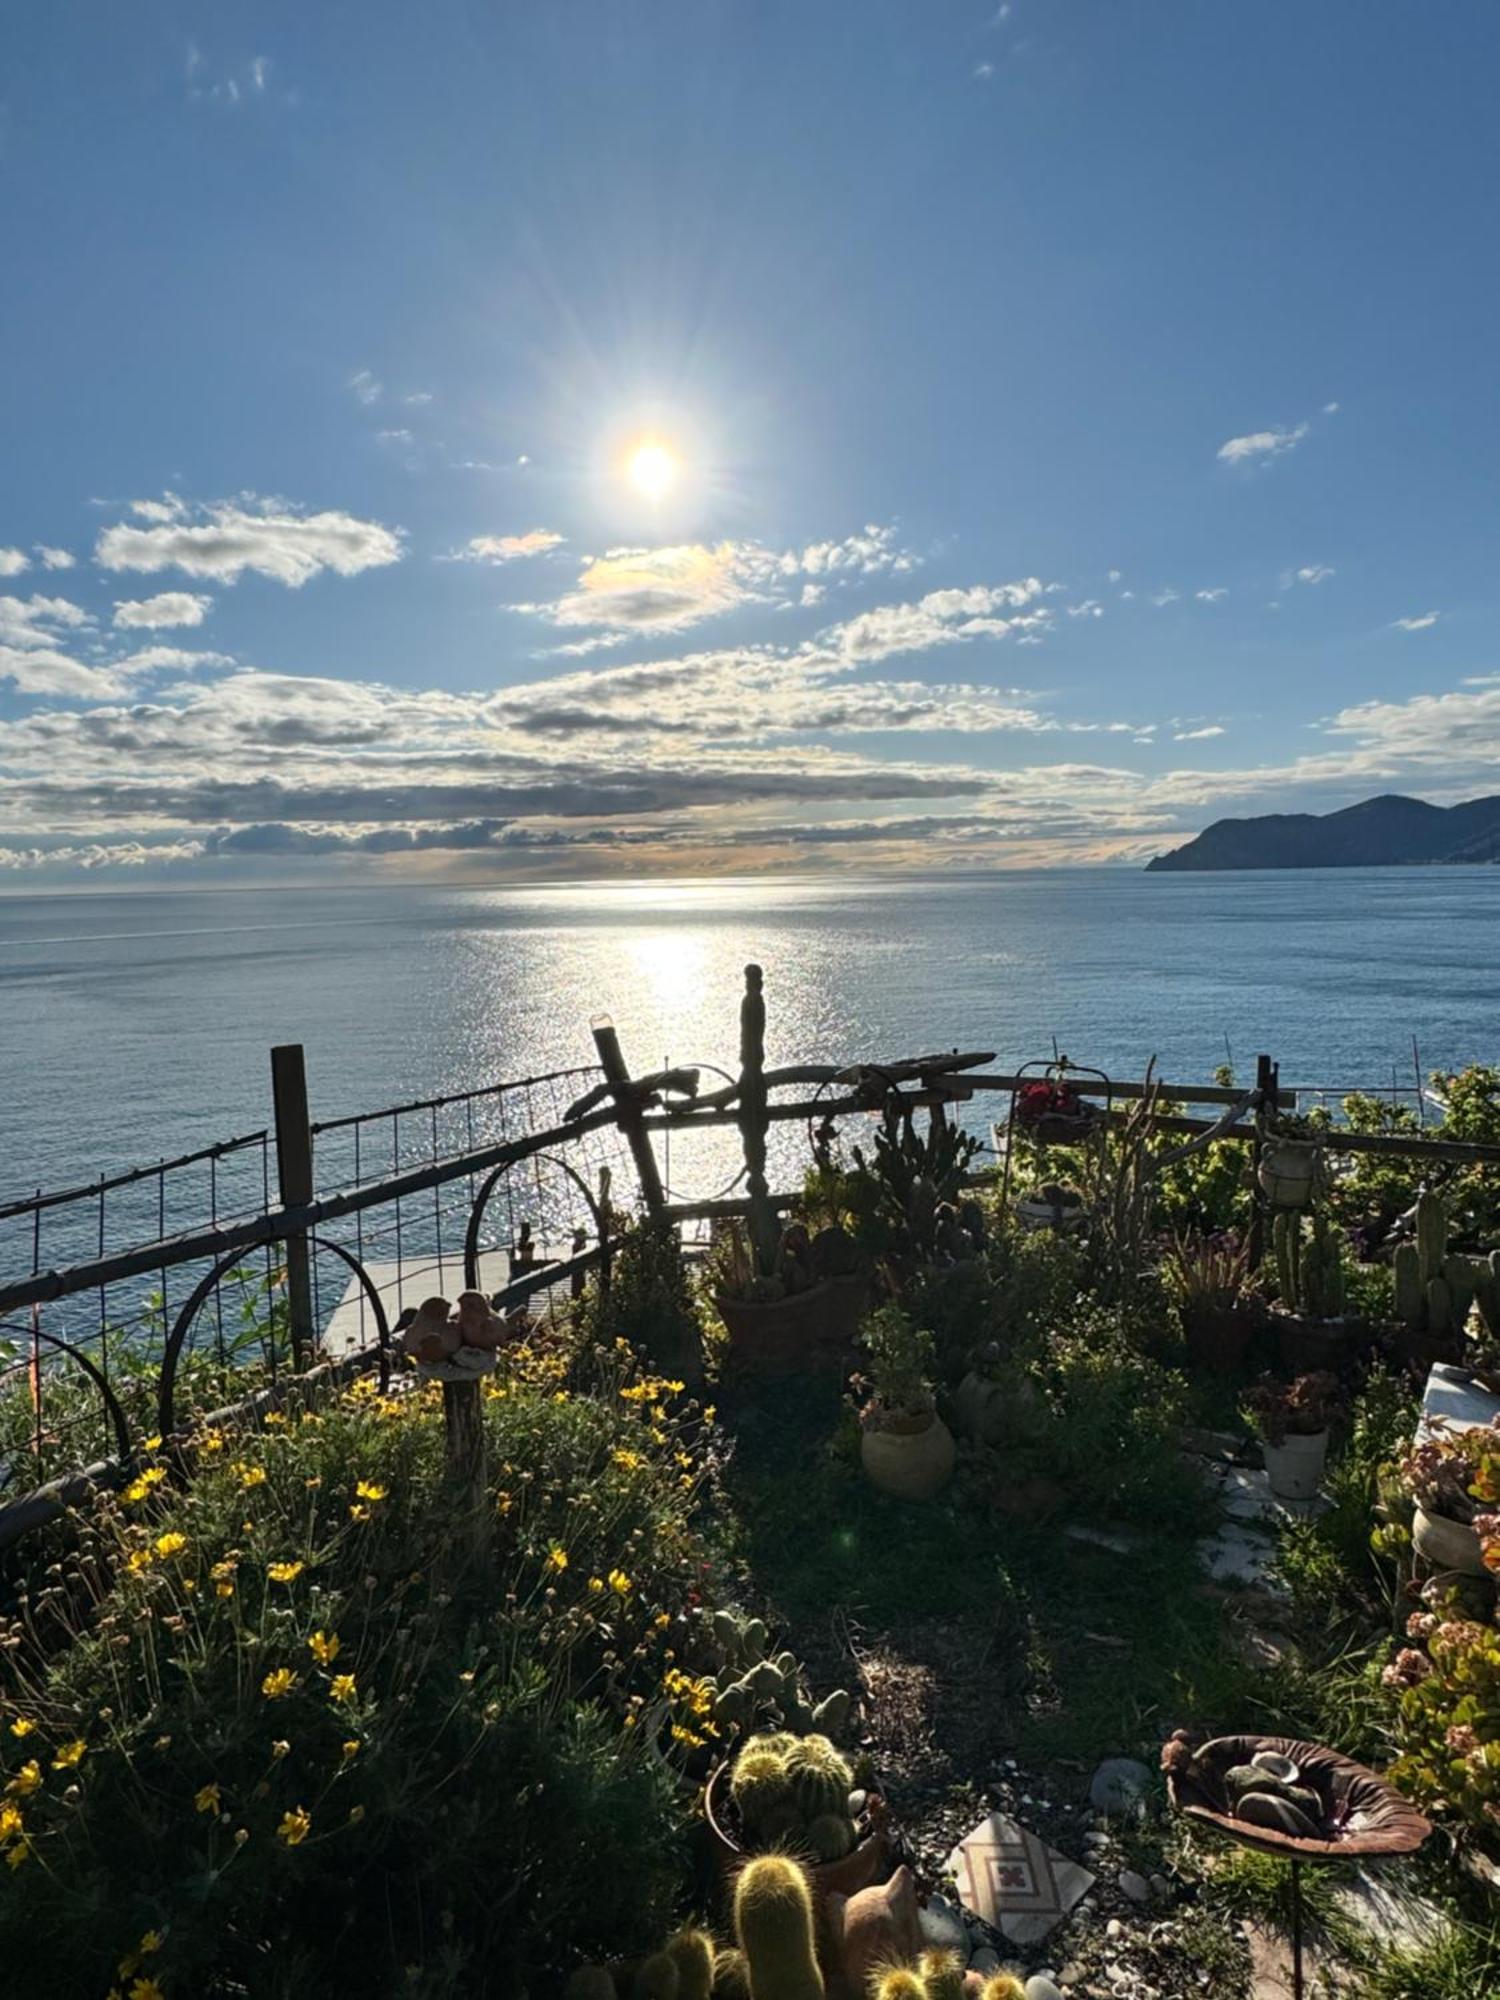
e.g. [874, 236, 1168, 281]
[1, 867, 1497, 1208]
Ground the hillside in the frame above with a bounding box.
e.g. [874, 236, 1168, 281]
[1146, 792, 1500, 871]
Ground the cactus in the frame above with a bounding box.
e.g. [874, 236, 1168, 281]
[1273, 1210, 1299, 1311]
[730, 1733, 858, 1861]
[786, 1736, 853, 1820]
[804, 1812, 855, 1862]
[979, 1981, 1026, 2000]
[733, 1855, 825, 2000]
[873, 1976, 925, 2000]
[1393, 1243, 1424, 1325]
[1273, 1211, 1344, 1318]
[711, 1950, 751, 2000]
[917, 1949, 967, 2000]
[1444, 1253, 1478, 1324]
[632, 1953, 680, 2000]
[811, 1689, 852, 1739]
[664, 1929, 716, 2000]
[1475, 1251, 1500, 1339]
[1416, 1189, 1447, 1281]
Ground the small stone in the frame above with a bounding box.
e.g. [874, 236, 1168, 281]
[847, 1788, 867, 1817]
[1025, 1980, 1064, 2000]
[1106, 1919, 1124, 1939]
[919, 1895, 971, 1955]
[1149, 1872, 1170, 1899]
[1118, 1869, 1150, 1905]
[968, 1947, 1000, 1975]
[1088, 1757, 1154, 1819]
[1057, 1968, 1084, 1989]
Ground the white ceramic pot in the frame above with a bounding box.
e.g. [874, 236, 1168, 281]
[1261, 1428, 1328, 1501]
[1413, 1504, 1488, 1578]
[860, 1411, 956, 1500]
[1257, 1140, 1322, 1210]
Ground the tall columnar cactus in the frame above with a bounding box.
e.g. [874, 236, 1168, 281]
[1392, 1189, 1497, 1342]
[1273, 1212, 1345, 1318]
[663, 1930, 716, 2000]
[733, 1855, 825, 2000]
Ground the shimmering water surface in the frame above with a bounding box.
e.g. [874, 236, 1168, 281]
[1, 868, 1497, 1201]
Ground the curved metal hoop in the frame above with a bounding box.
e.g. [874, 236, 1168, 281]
[21, 1326, 134, 1467]
[158, 1236, 392, 1441]
[463, 1150, 608, 1295]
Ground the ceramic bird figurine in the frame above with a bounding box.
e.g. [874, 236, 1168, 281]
[401, 1295, 459, 1364]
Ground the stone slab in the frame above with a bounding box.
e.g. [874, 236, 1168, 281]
[1197, 1521, 1290, 1596]
[1419, 1361, 1500, 1441]
[947, 1811, 1095, 1946]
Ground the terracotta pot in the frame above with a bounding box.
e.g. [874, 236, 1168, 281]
[1182, 1304, 1255, 1377]
[1261, 1428, 1328, 1501]
[1413, 1504, 1488, 1578]
[860, 1409, 955, 1500]
[702, 1760, 888, 1903]
[716, 1275, 867, 1376]
[1258, 1140, 1322, 1210]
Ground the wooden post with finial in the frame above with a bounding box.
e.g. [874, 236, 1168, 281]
[739, 964, 780, 1276]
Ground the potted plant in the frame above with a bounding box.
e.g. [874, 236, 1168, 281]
[1162, 1228, 1259, 1376]
[1396, 1417, 1500, 1578]
[855, 1305, 955, 1500]
[1258, 1135, 1324, 1211]
[711, 1216, 868, 1375]
[1013, 1179, 1088, 1234]
[703, 1729, 888, 1901]
[1269, 1211, 1357, 1371]
[1015, 1078, 1099, 1147]
[1243, 1371, 1342, 1501]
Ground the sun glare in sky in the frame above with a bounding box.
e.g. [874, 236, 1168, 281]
[625, 437, 679, 502]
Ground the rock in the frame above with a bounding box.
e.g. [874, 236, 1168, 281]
[1025, 1980, 1064, 2000]
[1149, 1872, 1170, 1899]
[968, 1947, 1000, 1975]
[1088, 1756, 1154, 1819]
[1057, 1968, 1084, 1989]
[1118, 1869, 1150, 1905]
[919, 1894, 971, 1955]
[847, 1789, 867, 1818]
[1106, 1919, 1124, 1939]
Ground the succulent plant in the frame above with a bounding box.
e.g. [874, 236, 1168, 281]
[1273, 1211, 1345, 1320]
[632, 1952, 681, 1999]
[733, 1854, 825, 2000]
[728, 1732, 861, 1864]
[1393, 1189, 1500, 1344]
[979, 1979, 1027, 2000]
[872, 1974, 926, 2000]
[917, 1948, 967, 2000]
[700, 1611, 853, 1744]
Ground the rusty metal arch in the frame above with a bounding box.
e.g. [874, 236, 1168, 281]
[20, 1325, 134, 1467]
[462, 1149, 610, 1297]
[158, 1236, 392, 1441]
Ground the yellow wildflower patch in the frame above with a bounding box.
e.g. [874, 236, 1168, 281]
[354, 1479, 388, 1503]
[0, 1803, 22, 1841]
[608, 1569, 633, 1596]
[153, 1531, 187, 1559]
[234, 1462, 267, 1490]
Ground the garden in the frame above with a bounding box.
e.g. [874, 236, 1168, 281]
[4, 1058, 1500, 1998]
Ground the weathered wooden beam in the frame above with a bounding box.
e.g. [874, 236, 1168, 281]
[592, 1016, 666, 1213]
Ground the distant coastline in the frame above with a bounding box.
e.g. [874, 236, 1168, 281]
[1147, 792, 1500, 872]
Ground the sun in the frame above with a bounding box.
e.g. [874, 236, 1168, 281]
[626, 438, 679, 503]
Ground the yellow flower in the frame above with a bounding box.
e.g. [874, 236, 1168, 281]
[308, 1630, 340, 1666]
[495, 1493, 514, 1516]
[138, 1932, 162, 1956]
[348, 1804, 365, 1825]
[199, 1428, 226, 1453]
[261, 1669, 297, 1700]
[341, 1739, 360, 1760]
[215, 1580, 235, 1600]
[142, 1435, 162, 1452]
[52, 1738, 86, 1769]
[271, 1740, 290, 1760]
[703, 1404, 716, 1424]
[329, 1674, 357, 1704]
[587, 1576, 604, 1595]
[348, 1504, 370, 1522]
[0, 1803, 22, 1840]
[123, 1466, 167, 1503]
[5, 1838, 30, 1869]
[608, 1569, 633, 1596]
[354, 1480, 388, 1503]
[612, 1448, 642, 1471]
[8, 1718, 34, 1739]
[267, 1561, 304, 1585]
[234, 1462, 267, 1490]
[545, 1546, 569, 1575]
[153, 1531, 187, 1559]
[263, 1410, 287, 1425]
[125, 1548, 153, 1576]
[8, 1761, 41, 1797]
[129, 1979, 165, 2000]
[194, 1781, 221, 1814]
[654, 1612, 671, 1631]
[277, 1805, 311, 1846]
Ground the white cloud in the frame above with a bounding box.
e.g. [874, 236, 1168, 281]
[0, 593, 92, 647]
[456, 530, 567, 563]
[1173, 725, 1225, 741]
[1195, 587, 1227, 603]
[825, 581, 1047, 663]
[96, 497, 404, 587]
[1150, 589, 1180, 608]
[131, 494, 186, 523]
[36, 546, 75, 570]
[250, 55, 270, 92]
[1293, 565, 1335, 586]
[0, 645, 123, 699]
[404, 391, 434, 407]
[349, 369, 382, 406]
[1106, 569, 1122, 584]
[1216, 422, 1309, 465]
[376, 428, 413, 446]
[1322, 401, 1340, 415]
[974, 62, 995, 80]
[113, 592, 214, 629]
[1067, 600, 1103, 618]
[1392, 611, 1440, 632]
[0, 549, 28, 577]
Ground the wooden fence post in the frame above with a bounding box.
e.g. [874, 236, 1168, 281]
[591, 1016, 666, 1214]
[270, 1045, 315, 1370]
[738, 964, 780, 1276]
[442, 1377, 489, 1563]
[1247, 1051, 1276, 1271]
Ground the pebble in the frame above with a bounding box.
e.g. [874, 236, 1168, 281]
[1149, 1871, 1170, 1898]
[1106, 1919, 1125, 1940]
[1118, 1868, 1150, 1905]
[918, 1895, 971, 1955]
[968, 1947, 1000, 1975]
[1024, 1980, 1065, 2000]
[1057, 1968, 1084, 1989]
[1088, 1756, 1154, 1819]
[847, 1789, 867, 1817]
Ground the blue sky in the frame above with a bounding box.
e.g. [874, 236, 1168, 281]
[3, 0, 1498, 883]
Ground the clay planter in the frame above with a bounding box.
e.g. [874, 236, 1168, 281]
[1182, 1303, 1256, 1378]
[716, 1275, 866, 1377]
[1261, 1428, 1329, 1502]
[860, 1407, 955, 1500]
[1413, 1504, 1488, 1578]
[702, 1760, 888, 1904]
[1258, 1140, 1322, 1211]
[1166, 1731, 1431, 1863]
